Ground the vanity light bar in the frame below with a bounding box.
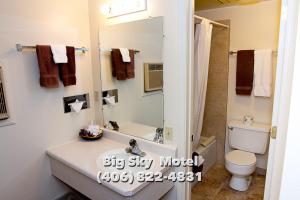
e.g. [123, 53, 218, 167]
[16, 44, 89, 53]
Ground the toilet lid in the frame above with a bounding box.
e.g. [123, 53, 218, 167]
[226, 150, 256, 166]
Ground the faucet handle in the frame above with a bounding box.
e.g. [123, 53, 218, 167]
[156, 128, 164, 136]
[129, 139, 137, 147]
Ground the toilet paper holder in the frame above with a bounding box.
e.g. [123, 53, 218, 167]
[68, 99, 86, 113]
[63, 94, 89, 113]
[102, 89, 118, 105]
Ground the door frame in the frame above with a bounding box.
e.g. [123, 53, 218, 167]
[186, 0, 300, 199]
[186, 0, 195, 199]
[264, 0, 300, 199]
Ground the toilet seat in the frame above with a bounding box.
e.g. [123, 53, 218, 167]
[226, 150, 256, 166]
[225, 150, 256, 176]
[225, 150, 257, 191]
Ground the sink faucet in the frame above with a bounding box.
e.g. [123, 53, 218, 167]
[109, 121, 119, 131]
[125, 139, 146, 157]
[153, 128, 164, 144]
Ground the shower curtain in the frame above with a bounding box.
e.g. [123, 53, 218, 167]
[193, 19, 213, 149]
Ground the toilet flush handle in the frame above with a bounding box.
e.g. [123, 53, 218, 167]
[228, 126, 234, 131]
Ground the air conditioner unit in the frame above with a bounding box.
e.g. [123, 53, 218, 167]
[0, 66, 9, 120]
[144, 63, 163, 92]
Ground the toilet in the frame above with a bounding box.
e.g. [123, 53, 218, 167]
[225, 120, 270, 191]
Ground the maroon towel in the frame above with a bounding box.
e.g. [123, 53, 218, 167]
[36, 45, 59, 88]
[126, 50, 135, 79]
[236, 50, 254, 95]
[111, 49, 135, 80]
[111, 49, 126, 80]
[59, 46, 76, 86]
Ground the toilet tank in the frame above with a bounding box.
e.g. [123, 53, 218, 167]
[228, 120, 270, 154]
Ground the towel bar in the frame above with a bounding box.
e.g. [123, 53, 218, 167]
[229, 50, 278, 55]
[16, 44, 89, 53]
[100, 48, 140, 54]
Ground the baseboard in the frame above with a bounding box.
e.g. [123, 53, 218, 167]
[256, 167, 267, 175]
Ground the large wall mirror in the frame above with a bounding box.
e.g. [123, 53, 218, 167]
[99, 17, 164, 143]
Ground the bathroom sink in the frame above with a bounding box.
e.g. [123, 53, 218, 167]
[47, 129, 177, 198]
[96, 148, 154, 175]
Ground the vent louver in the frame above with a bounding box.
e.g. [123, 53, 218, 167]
[144, 63, 163, 92]
[0, 67, 9, 120]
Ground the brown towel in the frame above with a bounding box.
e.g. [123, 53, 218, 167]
[111, 49, 126, 80]
[236, 50, 254, 95]
[36, 45, 59, 88]
[111, 49, 135, 80]
[59, 46, 76, 86]
[126, 50, 135, 79]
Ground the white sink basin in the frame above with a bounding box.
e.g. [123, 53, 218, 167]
[97, 148, 154, 174]
[47, 129, 177, 198]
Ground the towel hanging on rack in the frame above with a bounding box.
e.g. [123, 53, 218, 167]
[35, 45, 77, 88]
[236, 50, 255, 95]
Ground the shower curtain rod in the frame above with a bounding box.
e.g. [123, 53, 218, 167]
[194, 15, 229, 29]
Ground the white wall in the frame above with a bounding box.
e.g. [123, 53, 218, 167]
[0, 0, 94, 199]
[100, 18, 164, 128]
[197, 0, 281, 169]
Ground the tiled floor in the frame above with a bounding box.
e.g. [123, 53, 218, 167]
[192, 165, 266, 200]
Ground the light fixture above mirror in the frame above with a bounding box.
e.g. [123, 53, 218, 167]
[100, 0, 147, 18]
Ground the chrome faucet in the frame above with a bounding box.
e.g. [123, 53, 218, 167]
[125, 139, 146, 157]
[153, 128, 164, 144]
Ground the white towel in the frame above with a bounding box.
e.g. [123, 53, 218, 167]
[119, 48, 131, 62]
[50, 45, 68, 64]
[254, 49, 273, 97]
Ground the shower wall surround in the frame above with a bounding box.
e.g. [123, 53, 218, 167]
[201, 20, 230, 164]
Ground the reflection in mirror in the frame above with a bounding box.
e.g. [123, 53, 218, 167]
[99, 17, 164, 143]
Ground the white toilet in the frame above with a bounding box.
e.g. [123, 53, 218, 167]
[225, 120, 270, 191]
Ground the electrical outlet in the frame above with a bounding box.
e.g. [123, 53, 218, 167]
[164, 127, 173, 141]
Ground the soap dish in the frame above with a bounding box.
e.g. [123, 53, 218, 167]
[79, 129, 103, 141]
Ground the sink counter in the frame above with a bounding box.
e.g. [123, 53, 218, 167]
[47, 129, 177, 198]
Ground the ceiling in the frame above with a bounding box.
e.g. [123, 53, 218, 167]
[195, 0, 266, 11]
